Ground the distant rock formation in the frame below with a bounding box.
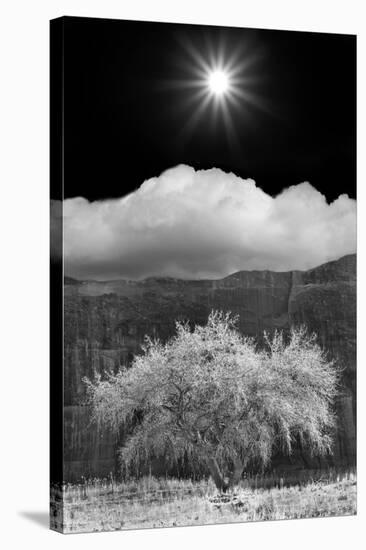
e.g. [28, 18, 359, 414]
[63, 254, 356, 481]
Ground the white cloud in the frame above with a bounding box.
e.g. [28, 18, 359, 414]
[60, 165, 356, 280]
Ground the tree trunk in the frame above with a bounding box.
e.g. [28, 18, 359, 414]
[227, 457, 244, 489]
[206, 456, 244, 493]
[206, 457, 229, 492]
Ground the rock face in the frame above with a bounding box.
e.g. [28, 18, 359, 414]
[63, 254, 356, 481]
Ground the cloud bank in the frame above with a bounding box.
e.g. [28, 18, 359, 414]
[60, 165, 356, 280]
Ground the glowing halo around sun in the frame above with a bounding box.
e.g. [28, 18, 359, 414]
[161, 36, 267, 145]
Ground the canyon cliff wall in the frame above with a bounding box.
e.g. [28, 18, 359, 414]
[63, 254, 356, 481]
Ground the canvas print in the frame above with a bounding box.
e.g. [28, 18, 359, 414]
[50, 16, 356, 533]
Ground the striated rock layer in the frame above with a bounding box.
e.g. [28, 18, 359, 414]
[63, 254, 356, 481]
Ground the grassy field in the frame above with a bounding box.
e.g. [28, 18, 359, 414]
[50, 470, 356, 533]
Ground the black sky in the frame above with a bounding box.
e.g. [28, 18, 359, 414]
[62, 16, 356, 202]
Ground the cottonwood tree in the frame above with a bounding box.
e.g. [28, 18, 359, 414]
[85, 311, 339, 492]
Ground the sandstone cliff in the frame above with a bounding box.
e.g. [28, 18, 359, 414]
[63, 254, 356, 481]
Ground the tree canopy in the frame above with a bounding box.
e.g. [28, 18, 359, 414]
[85, 311, 339, 491]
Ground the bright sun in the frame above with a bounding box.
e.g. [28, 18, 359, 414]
[208, 70, 229, 96]
[167, 39, 264, 140]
